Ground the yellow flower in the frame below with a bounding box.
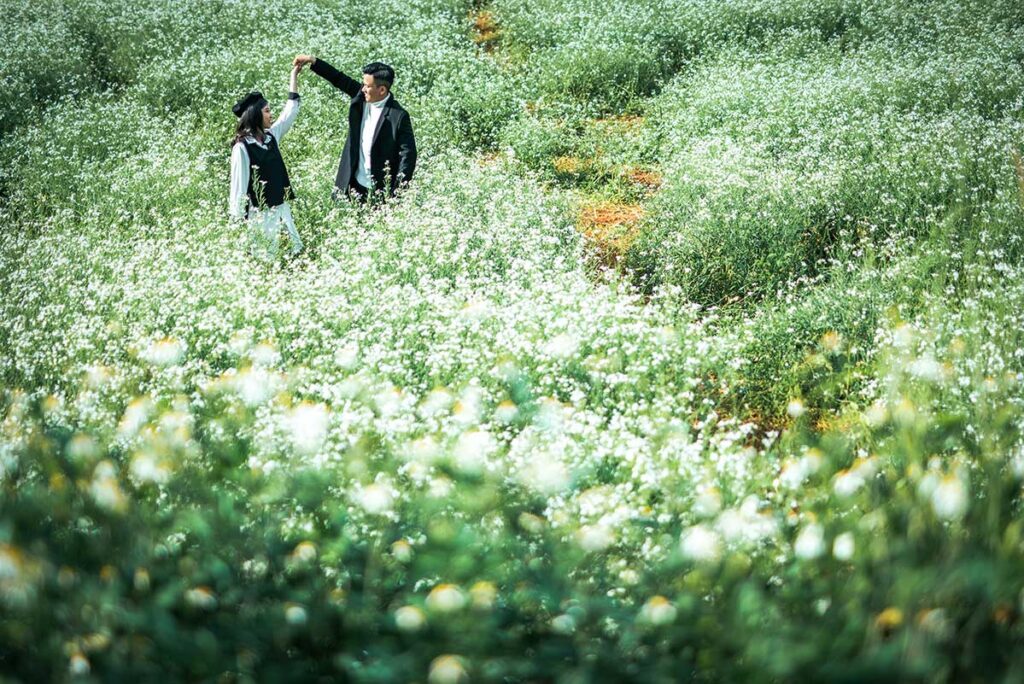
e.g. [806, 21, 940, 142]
[875, 607, 903, 632]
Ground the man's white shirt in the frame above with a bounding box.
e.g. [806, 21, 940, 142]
[356, 94, 390, 189]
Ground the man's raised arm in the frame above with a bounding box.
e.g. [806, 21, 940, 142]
[294, 55, 361, 98]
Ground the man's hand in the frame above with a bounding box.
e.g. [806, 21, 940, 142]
[293, 54, 317, 68]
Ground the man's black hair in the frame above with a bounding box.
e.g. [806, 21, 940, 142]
[362, 62, 395, 89]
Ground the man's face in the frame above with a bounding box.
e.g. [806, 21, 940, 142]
[361, 74, 389, 103]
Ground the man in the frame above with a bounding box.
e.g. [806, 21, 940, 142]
[293, 55, 416, 201]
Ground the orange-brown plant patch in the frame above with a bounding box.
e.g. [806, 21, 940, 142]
[553, 155, 584, 175]
[577, 201, 645, 268]
[594, 114, 645, 131]
[625, 166, 663, 189]
[471, 10, 501, 51]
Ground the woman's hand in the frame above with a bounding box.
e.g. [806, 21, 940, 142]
[293, 54, 316, 68]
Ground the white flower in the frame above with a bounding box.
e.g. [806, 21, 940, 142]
[426, 584, 467, 613]
[359, 484, 395, 515]
[250, 342, 280, 367]
[374, 387, 402, 418]
[521, 451, 570, 494]
[227, 331, 250, 356]
[693, 488, 722, 517]
[786, 399, 805, 418]
[893, 323, 915, 349]
[394, 605, 426, 631]
[285, 603, 308, 625]
[550, 613, 576, 634]
[429, 476, 454, 498]
[452, 386, 484, 426]
[576, 524, 614, 553]
[680, 524, 721, 562]
[717, 501, 778, 544]
[130, 451, 171, 485]
[184, 586, 217, 611]
[779, 460, 806, 489]
[794, 523, 826, 560]
[544, 332, 578, 359]
[429, 655, 468, 684]
[391, 540, 414, 563]
[931, 474, 968, 520]
[334, 342, 359, 370]
[419, 388, 454, 417]
[533, 398, 564, 432]
[833, 469, 865, 498]
[406, 436, 440, 463]
[639, 596, 677, 626]
[142, 338, 185, 366]
[118, 398, 151, 437]
[66, 434, 100, 462]
[90, 461, 126, 512]
[453, 430, 496, 474]
[287, 402, 329, 454]
[909, 356, 943, 382]
[832, 532, 855, 561]
[461, 298, 491, 321]
[69, 653, 90, 676]
[494, 400, 518, 423]
[864, 401, 888, 427]
[234, 367, 279, 406]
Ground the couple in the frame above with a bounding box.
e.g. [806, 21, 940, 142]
[229, 56, 417, 258]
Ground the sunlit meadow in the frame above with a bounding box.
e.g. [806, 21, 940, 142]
[2, 0, 1024, 680]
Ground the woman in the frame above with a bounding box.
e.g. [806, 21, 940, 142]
[229, 64, 304, 260]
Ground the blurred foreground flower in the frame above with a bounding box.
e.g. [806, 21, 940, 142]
[285, 603, 308, 625]
[141, 337, 185, 366]
[794, 523, 825, 560]
[832, 532, 855, 561]
[639, 596, 677, 626]
[576, 524, 614, 553]
[184, 586, 217, 611]
[291, 541, 317, 564]
[470, 581, 497, 610]
[359, 483, 395, 515]
[931, 474, 968, 521]
[287, 402, 329, 454]
[90, 461, 127, 512]
[429, 655, 469, 684]
[394, 605, 426, 632]
[426, 584, 467, 613]
[680, 524, 721, 562]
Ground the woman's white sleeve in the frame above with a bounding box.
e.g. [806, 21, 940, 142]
[229, 143, 249, 221]
[270, 96, 300, 141]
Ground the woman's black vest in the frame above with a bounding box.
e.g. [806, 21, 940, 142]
[242, 133, 294, 213]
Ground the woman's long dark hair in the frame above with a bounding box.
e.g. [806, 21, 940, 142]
[233, 103, 265, 146]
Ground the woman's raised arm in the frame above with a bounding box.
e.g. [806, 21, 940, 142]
[270, 65, 302, 141]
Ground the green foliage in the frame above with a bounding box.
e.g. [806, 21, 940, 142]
[626, 25, 1024, 304]
[3, 0, 1024, 679]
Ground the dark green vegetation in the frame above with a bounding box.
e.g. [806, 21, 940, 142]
[2, 0, 1024, 681]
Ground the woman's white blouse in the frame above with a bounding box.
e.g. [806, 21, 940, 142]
[229, 94, 300, 221]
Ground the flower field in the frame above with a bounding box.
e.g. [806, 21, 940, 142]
[2, 0, 1024, 680]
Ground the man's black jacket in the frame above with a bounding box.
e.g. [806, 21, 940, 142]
[310, 59, 417, 195]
